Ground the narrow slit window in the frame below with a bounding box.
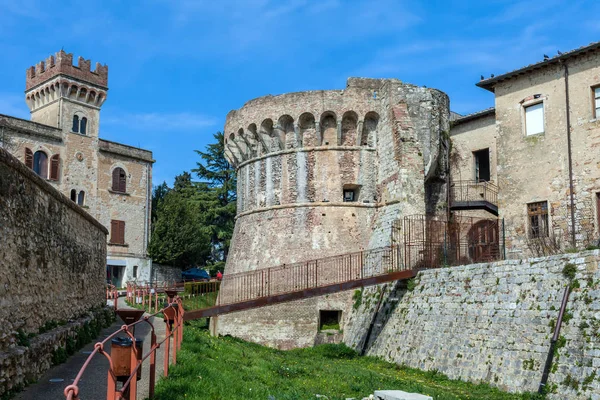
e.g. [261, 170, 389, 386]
[80, 117, 87, 135]
[72, 115, 79, 133]
[525, 103, 544, 136]
[77, 191, 85, 206]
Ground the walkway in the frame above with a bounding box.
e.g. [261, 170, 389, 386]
[16, 298, 167, 400]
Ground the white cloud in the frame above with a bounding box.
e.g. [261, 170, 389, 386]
[102, 111, 218, 131]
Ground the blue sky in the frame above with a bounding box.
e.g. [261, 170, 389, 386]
[1, 0, 599, 186]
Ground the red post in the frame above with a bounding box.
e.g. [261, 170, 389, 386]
[129, 337, 138, 400]
[149, 329, 156, 398]
[106, 369, 117, 400]
[164, 322, 171, 378]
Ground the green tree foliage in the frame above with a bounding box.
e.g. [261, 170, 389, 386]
[149, 132, 236, 273]
[192, 132, 236, 264]
[148, 173, 212, 268]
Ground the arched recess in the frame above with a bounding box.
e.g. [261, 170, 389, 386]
[260, 119, 278, 151]
[298, 112, 316, 147]
[236, 128, 250, 159]
[341, 111, 358, 146]
[248, 123, 267, 155]
[277, 115, 295, 149]
[362, 112, 379, 147]
[320, 112, 337, 146]
[227, 133, 243, 164]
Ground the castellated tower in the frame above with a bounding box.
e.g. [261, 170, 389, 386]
[25, 49, 108, 135]
[219, 78, 450, 349]
[21, 50, 109, 214]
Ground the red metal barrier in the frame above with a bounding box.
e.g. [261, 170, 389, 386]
[64, 297, 183, 400]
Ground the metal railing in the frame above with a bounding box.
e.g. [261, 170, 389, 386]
[449, 180, 498, 210]
[216, 245, 406, 307]
[64, 295, 184, 400]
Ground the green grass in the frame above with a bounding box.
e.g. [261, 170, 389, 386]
[154, 321, 542, 400]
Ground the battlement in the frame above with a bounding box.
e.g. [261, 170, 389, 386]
[25, 50, 108, 91]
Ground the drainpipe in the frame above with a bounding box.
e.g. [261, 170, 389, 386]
[538, 285, 571, 394]
[562, 61, 577, 248]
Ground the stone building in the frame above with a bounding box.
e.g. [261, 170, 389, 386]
[220, 77, 450, 348]
[0, 50, 154, 286]
[451, 41, 600, 258]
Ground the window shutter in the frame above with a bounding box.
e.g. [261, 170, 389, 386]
[120, 221, 126, 244]
[25, 148, 33, 169]
[112, 168, 120, 191]
[111, 220, 118, 243]
[49, 154, 60, 181]
[119, 170, 127, 193]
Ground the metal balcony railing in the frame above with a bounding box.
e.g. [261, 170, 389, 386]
[449, 180, 499, 215]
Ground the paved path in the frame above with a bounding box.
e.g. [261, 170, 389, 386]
[16, 298, 169, 400]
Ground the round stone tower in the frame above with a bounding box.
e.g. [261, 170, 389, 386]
[219, 78, 450, 349]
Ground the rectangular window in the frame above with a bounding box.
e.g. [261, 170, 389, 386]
[110, 220, 126, 245]
[594, 87, 600, 119]
[473, 149, 490, 182]
[597, 193, 600, 233]
[343, 190, 356, 202]
[319, 310, 341, 331]
[525, 103, 544, 136]
[527, 201, 549, 238]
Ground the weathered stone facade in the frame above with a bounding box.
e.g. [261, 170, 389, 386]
[451, 42, 600, 258]
[219, 77, 450, 348]
[0, 50, 154, 285]
[344, 251, 600, 399]
[0, 147, 111, 395]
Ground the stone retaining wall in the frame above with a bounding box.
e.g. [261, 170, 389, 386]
[344, 251, 600, 399]
[0, 307, 114, 397]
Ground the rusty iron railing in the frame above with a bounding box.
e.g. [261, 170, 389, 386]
[216, 245, 404, 308]
[126, 281, 220, 313]
[106, 284, 118, 312]
[449, 180, 498, 214]
[64, 295, 184, 400]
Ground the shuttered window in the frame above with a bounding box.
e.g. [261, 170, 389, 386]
[25, 148, 33, 169]
[49, 154, 60, 181]
[110, 220, 126, 245]
[33, 151, 48, 179]
[525, 103, 544, 136]
[112, 167, 127, 193]
[594, 87, 600, 119]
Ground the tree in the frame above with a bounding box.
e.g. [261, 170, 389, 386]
[148, 173, 212, 268]
[151, 181, 170, 225]
[192, 132, 236, 264]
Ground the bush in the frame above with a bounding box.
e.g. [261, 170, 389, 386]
[562, 263, 577, 281]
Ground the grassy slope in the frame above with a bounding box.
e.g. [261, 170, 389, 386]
[154, 321, 542, 400]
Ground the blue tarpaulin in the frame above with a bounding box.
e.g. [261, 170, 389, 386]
[181, 268, 210, 281]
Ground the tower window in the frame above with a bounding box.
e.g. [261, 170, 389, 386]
[343, 184, 361, 202]
[70, 189, 76, 202]
[112, 167, 127, 193]
[33, 150, 48, 179]
[77, 191, 85, 206]
[343, 190, 356, 202]
[72, 114, 88, 135]
[72, 115, 79, 133]
[133, 265, 138, 278]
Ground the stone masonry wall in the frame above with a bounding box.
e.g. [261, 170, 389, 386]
[0, 147, 107, 351]
[345, 250, 600, 399]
